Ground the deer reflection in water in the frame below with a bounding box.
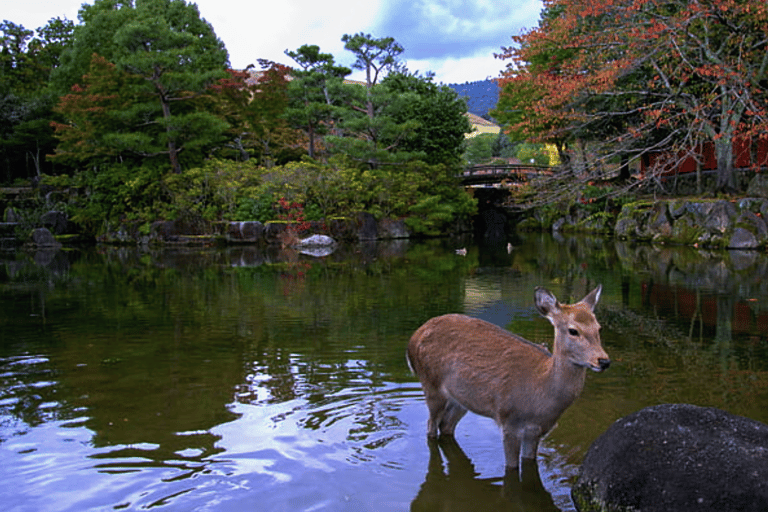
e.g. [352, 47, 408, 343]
[411, 436, 560, 511]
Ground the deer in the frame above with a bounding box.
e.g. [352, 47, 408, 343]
[407, 285, 610, 473]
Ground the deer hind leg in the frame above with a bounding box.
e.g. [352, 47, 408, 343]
[437, 398, 467, 436]
[424, 393, 448, 438]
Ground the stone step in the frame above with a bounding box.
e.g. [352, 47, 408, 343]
[0, 238, 20, 250]
[0, 222, 19, 235]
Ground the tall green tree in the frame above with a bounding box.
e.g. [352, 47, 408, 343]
[284, 44, 350, 158]
[1, 21, 36, 95]
[325, 35, 416, 166]
[53, 0, 230, 174]
[327, 70, 470, 167]
[341, 33, 404, 119]
[381, 72, 471, 165]
[0, 18, 74, 182]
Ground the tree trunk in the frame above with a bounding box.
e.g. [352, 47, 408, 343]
[308, 124, 315, 159]
[714, 136, 735, 193]
[158, 89, 182, 174]
[557, 142, 571, 172]
[696, 157, 702, 195]
[618, 153, 630, 181]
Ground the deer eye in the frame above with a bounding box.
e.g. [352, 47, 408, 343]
[568, 328, 579, 336]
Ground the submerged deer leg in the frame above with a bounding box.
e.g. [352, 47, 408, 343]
[502, 424, 523, 470]
[519, 425, 542, 460]
[425, 394, 447, 438]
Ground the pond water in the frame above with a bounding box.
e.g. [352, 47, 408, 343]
[1, 234, 767, 512]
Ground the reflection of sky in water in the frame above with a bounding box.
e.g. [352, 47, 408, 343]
[3, 240, 768, 511]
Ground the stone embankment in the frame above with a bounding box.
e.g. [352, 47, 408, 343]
[614, 198, 768, 249]
[514, 173, 768, 249]
[101, 212, 410, 247]
[2, 209, 413, 249]
[520, 197, 768, 250]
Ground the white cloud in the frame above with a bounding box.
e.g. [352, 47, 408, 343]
[6, 0, 539, 83]
[197, 0, 385, 71]
[406, 52, 505, 84]
[4, 1, 82, 30]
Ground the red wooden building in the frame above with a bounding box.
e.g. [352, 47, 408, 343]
[641, 136, 768, 176]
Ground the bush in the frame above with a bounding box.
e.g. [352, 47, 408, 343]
[162, 159, 265, 222]
[50, 155, 478, 238]
[65, 163, 164, 233]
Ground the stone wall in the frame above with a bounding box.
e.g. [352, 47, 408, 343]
[519, 196, 768, 250]
[97, 213, 412, 247]
[515, 172, 768, 249]
[614, 198, 768, 249]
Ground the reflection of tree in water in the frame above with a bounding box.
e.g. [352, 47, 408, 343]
[0, 356, 62, 431]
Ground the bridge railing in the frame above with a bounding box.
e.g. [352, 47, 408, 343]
[460, 164, 553, 185]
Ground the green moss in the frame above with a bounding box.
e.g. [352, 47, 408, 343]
[516, 217, 544, 231]
[617, 200, 654, 219]
[577, 212, 615, 234]
[571, 481, 637, 512]
[670, 216, 705, 244]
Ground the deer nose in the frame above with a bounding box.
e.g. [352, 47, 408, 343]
[598, 358, 611, 371]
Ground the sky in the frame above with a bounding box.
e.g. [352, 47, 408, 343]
[5, 0, 543, 84]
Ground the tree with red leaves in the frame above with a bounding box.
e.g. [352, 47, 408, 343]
[496, 0, 768, 195]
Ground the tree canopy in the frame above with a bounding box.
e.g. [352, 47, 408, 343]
[51, 0, 230, 173]
[284, 44, 350, 158]
[2, 6, 477, 237]
[495, 0, 768, 195]
[1, 18, 74, 181]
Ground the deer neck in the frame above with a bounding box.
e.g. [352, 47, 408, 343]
[545, 344, 587, 402]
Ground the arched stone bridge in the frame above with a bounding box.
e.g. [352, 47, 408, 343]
[460, 164, 553, 186]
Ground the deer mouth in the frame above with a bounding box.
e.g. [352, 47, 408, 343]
[591, 358, 611, 372]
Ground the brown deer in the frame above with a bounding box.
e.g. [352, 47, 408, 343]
[407, 285, 610, 472]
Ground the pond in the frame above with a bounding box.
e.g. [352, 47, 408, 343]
[1, 234, 767, 511]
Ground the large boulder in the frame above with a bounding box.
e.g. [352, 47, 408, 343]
[4, 207, 21, 223]
[295, 234, 336, 257]
[28, 227, 62, 249]
[40, 210, 68, 235]
[378, 218, 410, 239]
[572, 403, 768, 512]
[225, 221, 264, 243]
[356, 212, 378, 240]
[746, 173, 768, 198]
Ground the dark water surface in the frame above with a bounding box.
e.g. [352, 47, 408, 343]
[2, 235, 767, 511]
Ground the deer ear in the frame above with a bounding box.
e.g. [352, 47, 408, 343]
[580, 284, 602, 311]
[534, 286, 560, 318]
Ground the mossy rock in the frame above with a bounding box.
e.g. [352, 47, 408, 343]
[746, 173, 768, 198]
[573, 404, 768, 512]
[572, 212, 615, 234]
[670, 215, 706, 245]
[516, 217, 544, 231]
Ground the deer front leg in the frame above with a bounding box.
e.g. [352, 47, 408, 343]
[501, 425, 522, 471]
[519, 424, 542, 460]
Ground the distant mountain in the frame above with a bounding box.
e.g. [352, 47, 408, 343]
[447, 79, 500, 120]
